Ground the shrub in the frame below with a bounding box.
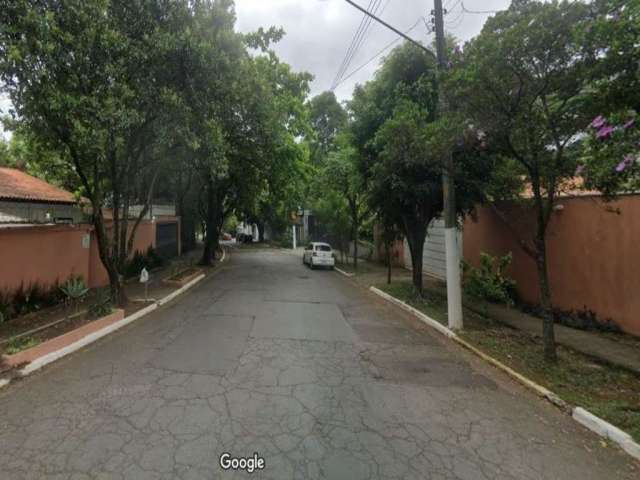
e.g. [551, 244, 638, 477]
[87, 289, 113, 319]
[5, 335, 40, 355]
[60, 277, 89, 313]
[124, 247, 165, 279]
[462, 253, 517, 305]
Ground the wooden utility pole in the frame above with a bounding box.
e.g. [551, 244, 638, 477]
[433, 0, 463, 330]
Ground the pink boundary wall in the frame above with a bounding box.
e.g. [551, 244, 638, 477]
[463, 196, 640, 336]
[0, 219, 180, 291]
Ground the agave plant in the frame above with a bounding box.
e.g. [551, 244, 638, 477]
[60, 277, 89, 314]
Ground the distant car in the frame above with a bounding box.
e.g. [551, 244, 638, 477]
[302, 242, 335, 270]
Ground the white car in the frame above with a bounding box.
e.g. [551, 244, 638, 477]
[302, 242, 335, 270]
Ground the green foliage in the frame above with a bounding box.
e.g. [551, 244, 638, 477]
[0, 282, 64, 321]
[87, 289, 113, 320]
[462, 253, 516, 305]
[307, 91, 347, 166]
[580, 111, 639, 197]
[60, 277, 89, 302]
[124, 247, 164, 279]
[5, 336, 40, 355]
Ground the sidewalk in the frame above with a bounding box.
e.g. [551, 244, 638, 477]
[340, 258, 640, 375]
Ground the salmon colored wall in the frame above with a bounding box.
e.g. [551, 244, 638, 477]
[463, 196, 640, 336]
[88, 221, 157, 288]
[0, 225, 92, 292]
[0, 220, 167, 292]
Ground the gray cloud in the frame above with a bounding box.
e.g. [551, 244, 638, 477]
[235, 0, 512, 101]
[1, 0, 512, 137]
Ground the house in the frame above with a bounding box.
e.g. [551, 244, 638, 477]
[0, 168, 181, 292]
[0, 167, 83, 224]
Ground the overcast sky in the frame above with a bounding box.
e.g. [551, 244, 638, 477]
[1, 0, 512, 139]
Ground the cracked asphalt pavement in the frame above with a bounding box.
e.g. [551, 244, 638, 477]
[0, 249, 637, 479]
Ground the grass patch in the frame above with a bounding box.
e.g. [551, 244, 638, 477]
[378, 279, 640, 443]
[5, 335, 41, 355]
[335, 260, 378, 274]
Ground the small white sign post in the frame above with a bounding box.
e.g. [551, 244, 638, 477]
[140, 268, 150, 302]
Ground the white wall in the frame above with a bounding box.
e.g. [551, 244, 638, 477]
[403, 219, 463, 280]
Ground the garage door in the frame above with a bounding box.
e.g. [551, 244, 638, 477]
[155, 222, 179, 258]
[403, 219, 462, 280]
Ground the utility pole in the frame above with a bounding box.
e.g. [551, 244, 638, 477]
[341, 0, 463, 329]
[432, 0, 463, 330]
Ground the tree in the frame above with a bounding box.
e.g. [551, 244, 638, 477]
[449, 0, 593, 361]
[322, 137, 368, 268]
[577, 0, 639, 196]
[0, 0, 192, 304]
[308, 91, 347, 166]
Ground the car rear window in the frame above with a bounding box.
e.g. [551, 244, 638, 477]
[316, 245, 331, 252]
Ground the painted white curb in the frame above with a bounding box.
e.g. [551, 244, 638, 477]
[369, 286, 456, 338]
[573, 407, 640, 460]
[335, 267, 355, 278]
[157, 274, 205, 306]
[14, 271, 210, 378]
[369, 284, 640, 462]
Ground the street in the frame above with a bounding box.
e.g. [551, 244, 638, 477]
[0, 248, 636, 479]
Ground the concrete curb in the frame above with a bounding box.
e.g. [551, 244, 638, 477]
[335, 267, 355, 278]
[573, 407, 640, 460]
[369, 286, 455, 338]
[157, 274, 205, 306]
[369, 284, 640, 462]
[1, 248, 229, 388]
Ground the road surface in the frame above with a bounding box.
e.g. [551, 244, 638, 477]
[0, 248, 637, 479]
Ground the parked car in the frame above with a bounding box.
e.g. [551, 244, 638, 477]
[302, 242, 335, 270]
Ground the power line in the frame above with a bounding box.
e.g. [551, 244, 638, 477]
[332, 19, 425, 91]
[331, 0, 383, 90]
[331, 0, 376, 90]
[461, 1, 500, 15]
[342, 0, 433, 55]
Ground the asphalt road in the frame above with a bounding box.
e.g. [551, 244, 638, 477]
[0, 248, 637, 479]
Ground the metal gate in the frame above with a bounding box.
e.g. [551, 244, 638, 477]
[155, 222, 179, 258]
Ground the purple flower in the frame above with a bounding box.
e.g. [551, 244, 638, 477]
[623, 118, 636, 130]
[596, 125, 615, 139]
[575, 165, 585, 176]
[590, 115, 607, 129]
[615, 154, 635, 173]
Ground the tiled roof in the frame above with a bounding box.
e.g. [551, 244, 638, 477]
[0, 167, 77, 204]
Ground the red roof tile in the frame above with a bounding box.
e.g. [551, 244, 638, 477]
[0, 167, 77, 204]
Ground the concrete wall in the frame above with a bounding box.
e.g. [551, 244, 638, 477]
[463, 195, 640, 336]
[1, 219, 178, 292]
[0, 224, 92, 292]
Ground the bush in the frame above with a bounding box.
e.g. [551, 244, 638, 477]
[5, 335, 40, 355]
[0, 282, 64, 321]
[124, 247, 165, 279]
[462, 253, 516, 305]
[87, 289, 113, 319]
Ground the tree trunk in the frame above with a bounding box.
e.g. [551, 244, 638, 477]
[200, 177, 216, 266]
[386, 240, 392, 285]
[404, 220, 427, 294]
[93, 206, 125, 306]
[535, 235, 557, 362]
[257, 222, 265, 243]
[351, 202, 358, 270]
